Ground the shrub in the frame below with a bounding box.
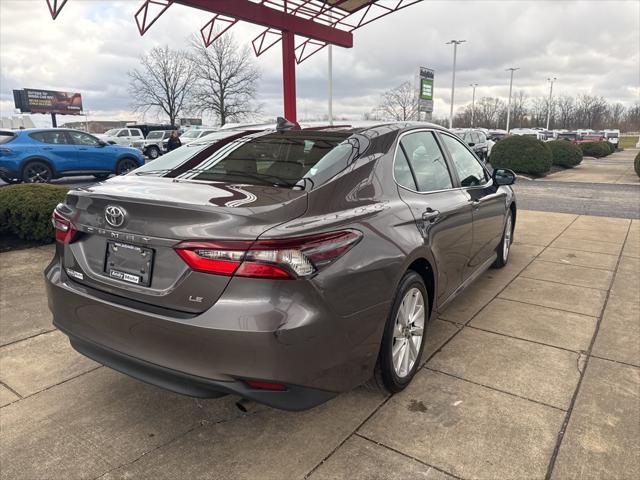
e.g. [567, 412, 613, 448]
[547, 140, 583, 168]
[635, 151, 640, 178]
[0, 184, 68, 243]
[580, 141, 611, 158]
[489, 135, 553, 175]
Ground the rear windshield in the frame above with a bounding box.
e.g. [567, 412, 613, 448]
[132, 130, 356, 189]
[0, 132, 16, 144]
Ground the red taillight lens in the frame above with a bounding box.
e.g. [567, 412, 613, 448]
[174, 230, 362, 279]
[245, 380, 286, 391]
[51, 209, 78, 244]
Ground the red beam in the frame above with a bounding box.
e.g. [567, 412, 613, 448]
[282, 30, 297, 122]
[173, 0, 353, 48]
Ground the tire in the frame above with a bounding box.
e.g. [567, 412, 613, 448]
[367, 271, 428, 394]
[147, 146, 160, 159]
[492, 210, 514, 269]
[93, 173, 110, 180]
[116, 157, 138, 175]
[22, 160, 53, 183]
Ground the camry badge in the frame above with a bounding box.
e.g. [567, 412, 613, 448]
[105, 205, 126, 228]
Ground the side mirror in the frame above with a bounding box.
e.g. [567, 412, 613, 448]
[493, 168, 516, 186]
[97, 140, 108, 147]
[468, 142, 475, 147]
[107, 140, 117, 145]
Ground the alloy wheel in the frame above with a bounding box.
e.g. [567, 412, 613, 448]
[23, 163, 51, 183]
[503, 214, 512, 261]
[117, 159, 138, 175]
[391, 287, 425, 378]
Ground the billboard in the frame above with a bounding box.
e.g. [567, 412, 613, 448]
[418, 67, 434, 113]
[13, 88, 83, 115]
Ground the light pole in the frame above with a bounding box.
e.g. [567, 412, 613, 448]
[546, 76, 557, 130]
[505, 67, 519, 132]
[446, 39, 466, 129]
[470, 83, 478, 127]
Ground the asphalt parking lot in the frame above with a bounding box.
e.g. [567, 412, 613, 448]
[1, 209, 638, 480]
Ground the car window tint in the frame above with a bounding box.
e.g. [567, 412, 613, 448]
[441, 134, 487, 187]
[399, 131, 452, 192]
[394, 147, 417, 190]
[0, 132, 16, 144]
[68, 131, 99, 146]
[118, 130, 129, 137]
[29, 131, 69, 144]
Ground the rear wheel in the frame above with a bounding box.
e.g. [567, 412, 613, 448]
[492, 211, 513, 268]
[116, 158, 138, 175]
[22, 161, 52, 183]
[367, 271, 428, 394]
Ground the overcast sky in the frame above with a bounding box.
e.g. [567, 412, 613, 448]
[1, 0, 638, 126]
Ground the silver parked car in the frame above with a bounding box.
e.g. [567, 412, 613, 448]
[46, 121, 516, 410]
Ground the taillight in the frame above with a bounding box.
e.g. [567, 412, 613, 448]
[51, 209, 78, 244]
[174, 230, 362, 279]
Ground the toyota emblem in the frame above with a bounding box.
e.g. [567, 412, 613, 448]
[105, 205, 126, 228]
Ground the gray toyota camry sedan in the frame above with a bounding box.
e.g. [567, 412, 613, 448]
[45, 121, 516, 411]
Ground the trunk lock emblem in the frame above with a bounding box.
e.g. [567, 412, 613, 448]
[105, 206, 126, 228]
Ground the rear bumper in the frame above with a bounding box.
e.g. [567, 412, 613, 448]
[45, 259, 387, 410]
[63, 327, 334, 410]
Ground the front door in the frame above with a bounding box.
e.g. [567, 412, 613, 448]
[67, 131, 115, 172]
[439, 132, 507, 273]
[394, 130, 473, 304]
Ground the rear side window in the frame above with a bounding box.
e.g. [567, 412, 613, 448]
[0, 132, 16, 144]
[117, 130, 129, 137]
[396, 131, 452, 192]
[29, 131, 69, 144]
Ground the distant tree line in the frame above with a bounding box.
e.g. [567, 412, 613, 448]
[127, 34, 261, 127]
[371, 82, 639, 132]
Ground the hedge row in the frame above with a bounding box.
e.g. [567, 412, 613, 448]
[546, 140, 583, 168]
[0, 184, 68, 243]
[579, 141, 612, 158]
[489, 136, 552, 175]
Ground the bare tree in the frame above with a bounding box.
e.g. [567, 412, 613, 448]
[475, 97, 505, 129]
[189, 34, 261, 126]
[128, 46, 196, 125]
[607, 103, 626, 126]
[556, 95, 575, 129]
[377, 81, 418, 121]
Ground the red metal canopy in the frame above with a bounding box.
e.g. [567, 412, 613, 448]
[47, 0, 423, 122]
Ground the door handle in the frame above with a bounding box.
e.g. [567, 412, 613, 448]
[422, 208, 440, 223]
[42, 147, 53, 150]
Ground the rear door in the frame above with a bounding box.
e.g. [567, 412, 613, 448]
[439, 132, 507, 275]
[394, 129, 473, 304]
[28, 130, 79, 172]
[68, 130, 115, 171]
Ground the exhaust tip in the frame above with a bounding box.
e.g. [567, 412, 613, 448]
[236, 398, 258, 414]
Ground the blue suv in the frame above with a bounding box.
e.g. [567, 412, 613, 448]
[0, 128, 145, 183]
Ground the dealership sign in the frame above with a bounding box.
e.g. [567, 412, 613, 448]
[418, 67, 434, 113]
[13, 88, 83, 115]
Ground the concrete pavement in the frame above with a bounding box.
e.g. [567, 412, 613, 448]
[1, 211, 638, 479]
[542, 148, 639, 185]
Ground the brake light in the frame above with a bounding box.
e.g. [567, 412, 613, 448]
[174, 230, 362, 279]
[51, 209, 78, 244]
[245, 380, 286, 391]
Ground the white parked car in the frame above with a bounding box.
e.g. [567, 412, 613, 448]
[96, 128, 144, 147]
[602, 129, 620, 148]
[131, 130, 172, 159]
[180, 128, 218, 145]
